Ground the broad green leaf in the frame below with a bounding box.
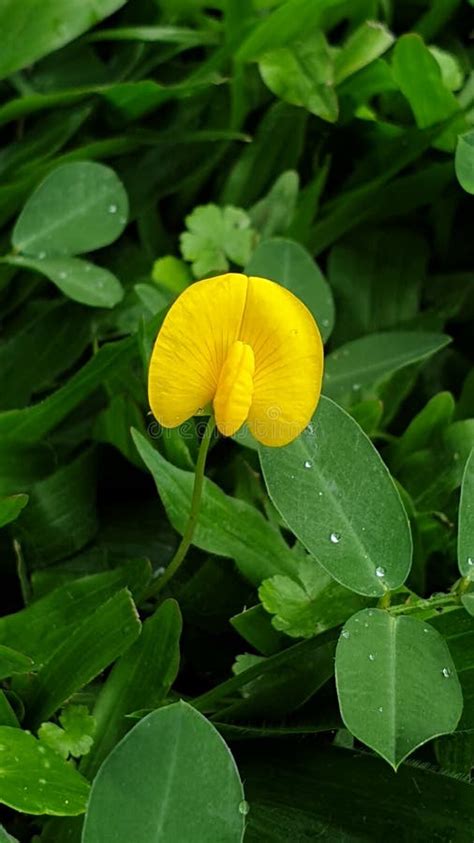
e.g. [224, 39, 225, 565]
[260, 397, 412, 597]
[0, 726, 89, 816]
[0, 495, 28, 528]
[39, 705, 96, 760]
[0, 645, 33, 680]
[13, 162, 128, 257]
[259, 556, 371, 638]
[327, 228, 427, 343]
[0, 560, 149, 666]
[22, 589, 141, 729]
[392, 34, 465, 150]
[152, 255, 191, 294]
[81, 599, 182, 779]
[429, 46, 464, 91]
[458, 449, 474, 577]
[239, 742, 474, 841]
[455, 130, 474, 194]
[82, 702, 245, 843]
[334, 20, 394, 84]
[324, 332, 451, 406]
[259, 31, 338, 123]
[180, 204, 256, 278]
[0, 0, 127, 80]
[6, 256, 123, 308]
[132, 430, 296, 584]
[246, 237, 335, 340]
[248, 171, 299, 239]
[336, 609, 463, 768]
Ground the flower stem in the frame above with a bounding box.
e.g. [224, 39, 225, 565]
[146, 416, 216, 599]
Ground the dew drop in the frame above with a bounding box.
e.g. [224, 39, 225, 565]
[43, 759, 51, 769]
[108, 203, 118, 214]
[318, 491, 323, 497]
[378, 706, 383, 713]
[38, 251, 46, 260]
[341, 629, 350, 639]
[329, 532, 341, 544]
[368, 654, 375, 661]
[352, 383, 361, 391]
[64, 799, 69, 805]
[306, 423, 314, 434]
[375, 566, 385, 578]
[39, 778, 46, 785]
[119, 216, 127, 225]
[59, 271, 67, 280]
[38, 746, 46, 754]
[424, 628, 429, 633]
[304, 460, 312, 469]
[368, 610, 374, 617]
[468, 557, 474, 567]
[322, 318, 329, 328]
[442, 667, 451, 678]
[84, 264, 92, 273]
[238, 800, 250, 816]
[154, 566, 165, 578]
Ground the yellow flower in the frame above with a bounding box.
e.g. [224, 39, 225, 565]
[148, 273, 323, 446]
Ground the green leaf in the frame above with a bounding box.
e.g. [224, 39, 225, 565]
[22, 589, 141, 729]
[0, 560, 149, 666]
[239, 742, 474, 841]
[335, 609, 463, 768]
[0, 644, 33, 680]
[180, 204, 256, 278]
[151, 255, 191, 294]
[259, 397, 412, 597]
[324, 331, 451, 406]
[429, 46, 464, 91]
[431, 610, 474, 731]
[13, 450, 98, 567]
[248, 171, 299, 239]
[231, 605, 288, 656]
[6, 256, 123, 308]
[259, 556, 371, 638]
[82, 702, 245, 843]
[39, 705, 95, 760]
[0, 726, 89, 816]
[334, 20, 394, 84]
[0, 494, 28, 528]
[0, 0, 127, 80]
[0, 332, 137, 443]
[392, 33, 464, 150]
[327, 228, 427, 343]
[259, 31, 338, 123]
[245, 237, 334, 341]
[0, 824, 18, 842]
[132, 430, 296, 584]
[390, 392, 455, 471]
[81, 599, 182, 779]
[455, 130, 474, 195]
[458, 449, 474, 578]
[12, 162, 128, 257]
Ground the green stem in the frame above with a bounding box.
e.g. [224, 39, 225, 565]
[146, 416, 216, 599]
[388, 592, 458, 616]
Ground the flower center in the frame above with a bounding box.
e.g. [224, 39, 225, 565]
[213, 340, 255, 437]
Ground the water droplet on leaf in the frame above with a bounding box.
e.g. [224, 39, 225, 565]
[108, 204, 118, 214]
[442, 667, 451, 678]
[368, 653, 375, 661]
[330, 532, 341, 544]
[341, 629, 350, 639]
[304, 460, 312, 469]
[375, 566, 385, 578]
[239, 800, 250, 816]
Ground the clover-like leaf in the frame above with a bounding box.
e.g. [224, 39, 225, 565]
[39, 705, 95, 760]
[180, 204, 257, 277]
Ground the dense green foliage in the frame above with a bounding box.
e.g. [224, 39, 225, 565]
[0, 0, 473, 840]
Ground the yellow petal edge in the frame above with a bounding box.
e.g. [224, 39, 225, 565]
[148, 273, 324, 447]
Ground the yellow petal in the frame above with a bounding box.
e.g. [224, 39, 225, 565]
[148, 273, 247, 427]
[241, 276, 323, 446]
[213, 341, 255, 437]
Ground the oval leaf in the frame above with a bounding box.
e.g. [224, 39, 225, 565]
[458, 448, 474, 577]
[0, 494, 28, 529]
[0, 726, 89, 815]
[246, 237, 334, 340]
[259, 396, 412, 596]
[335, 609, 463, 769]
[8, 256, 124, 308]
[13, 162, 128, 257]
[82, 702, 245, 843]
